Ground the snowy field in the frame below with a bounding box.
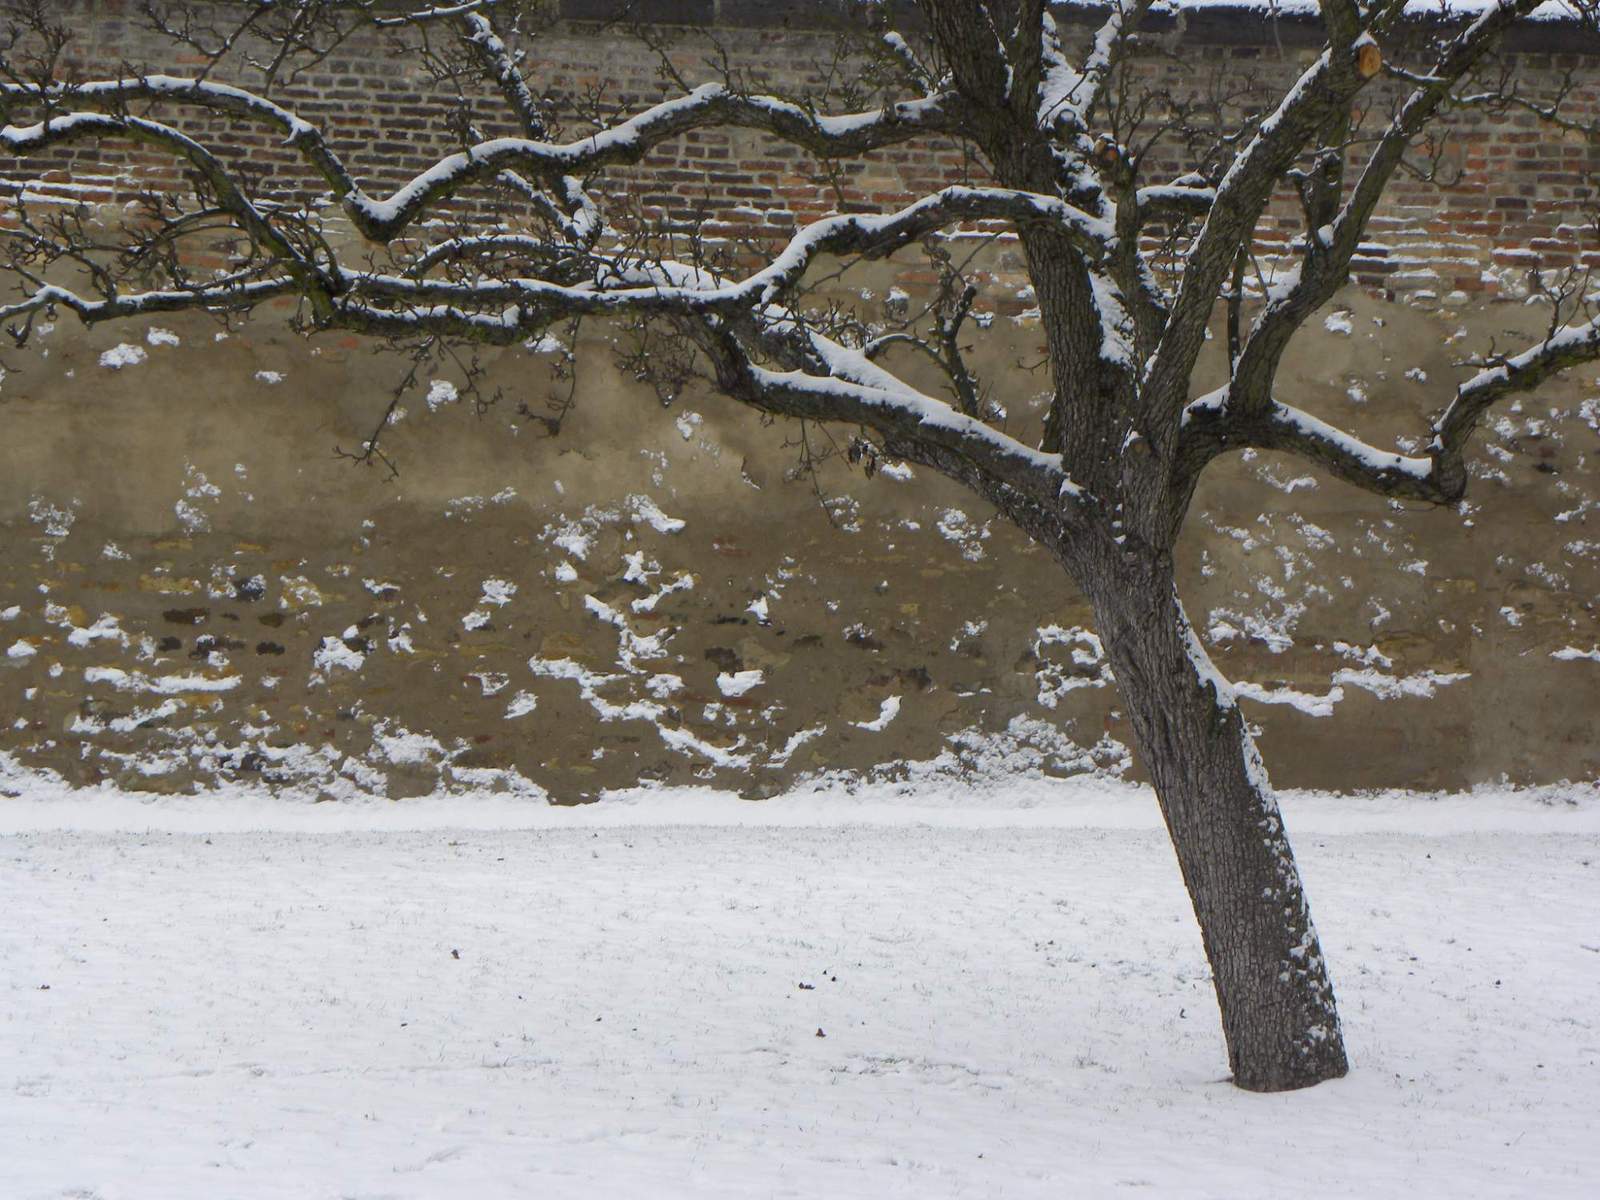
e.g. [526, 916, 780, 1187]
[3, 778, 1598, 1199]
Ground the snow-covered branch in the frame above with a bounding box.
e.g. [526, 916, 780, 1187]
[697, 320, 1082, 515]
[335, 186, 1106, 318]
[371, 1, 493, 27]
[1178, 388, 1440, 502]
[1227, 0, 1545, 417]
[321, 288, 1081, 517]
[1180, 300, 1600, 503]
[401, 233, 567, 277]
[1134, 183, 1217, 225]
[0, 76, 360, 199]
[1142, 24, 1385, 416]
[0, 276, 303, 327]
[1431, 309, 1600, 493]
[0, 107, 327, 300]
[452, 8, 601, 246]
[1037, 2, 1148, 138]
[0, 74, 966, 245]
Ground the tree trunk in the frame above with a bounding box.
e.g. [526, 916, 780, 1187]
[1083, 552, 1350, 1092]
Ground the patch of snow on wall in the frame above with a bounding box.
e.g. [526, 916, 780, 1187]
[27, 497, 77, 540]
[480, 579, 517, 606]
[371, 721, 446, 766]
[583, 596, 670, 672]
[468, 671, 510, 696]
[1552, 645, 1600, 661]
[84, 665, 239, 694]
[936, 508, 989, 561]
[717, 670, 764, 698]
[854, 696, 902, 732]
[1332, 668, 1469, 700]
[549, 522, 594, 559]
[1032, 624, 1111, 709]
[426, 379, 460, 410]
[627, 495, 686, 534]
[770, 725, 826, 766]
[312, 637, 366, 673]
[174, 464, 221, 533]
[646, 674, 684, 698]
[99, 343, 147, 369]
[66, 614, 127, 648]
[634, 573, 694, 615]
[1233, 680, 1340, 718]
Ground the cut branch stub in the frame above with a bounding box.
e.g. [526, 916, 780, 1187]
[1355, 38, 1383, 82]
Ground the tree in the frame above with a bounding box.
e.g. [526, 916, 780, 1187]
[3, 0, 1598, 1092]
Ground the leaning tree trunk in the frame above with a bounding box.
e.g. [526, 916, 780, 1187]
[1081, 551, 1350, 1092]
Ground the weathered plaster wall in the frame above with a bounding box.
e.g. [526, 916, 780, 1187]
[2, 276, 1597, 799]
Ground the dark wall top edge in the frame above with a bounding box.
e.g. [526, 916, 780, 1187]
[552, 0, 1600, 54]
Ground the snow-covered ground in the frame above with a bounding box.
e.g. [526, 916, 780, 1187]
[3, 778, 1598, 1199]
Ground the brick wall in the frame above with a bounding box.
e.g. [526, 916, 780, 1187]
[5, 5, 1600, 798]
[6, 1, 1600, 306]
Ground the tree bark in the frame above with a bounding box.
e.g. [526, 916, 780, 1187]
[1082, 550, 1350, 1092]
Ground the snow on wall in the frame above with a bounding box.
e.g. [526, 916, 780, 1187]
[2, 275, 1598, 802]
[1, 7, 1598, 800]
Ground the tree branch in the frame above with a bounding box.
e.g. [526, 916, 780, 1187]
[1036, 1, 1150, 139]
[697, 318, 1082, 516]
[1432, 308, 1600, 495]
[1177, 388, 1439, 502]
[342, 185, 1107, 318]
[1225, 0, 1544, 422]
[1142, 8, 1385, 424]
[1, 74, 968, 244]
[0, 276, 303, 327]
[0, 108, 332, 311]
[1134, 181, 1217, 226]
[1177, 304, 1600, 504]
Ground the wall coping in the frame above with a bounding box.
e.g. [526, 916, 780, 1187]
[549, 0, 1600, 54]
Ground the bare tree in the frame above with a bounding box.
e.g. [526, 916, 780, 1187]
[4, 0, 1599, 1091]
